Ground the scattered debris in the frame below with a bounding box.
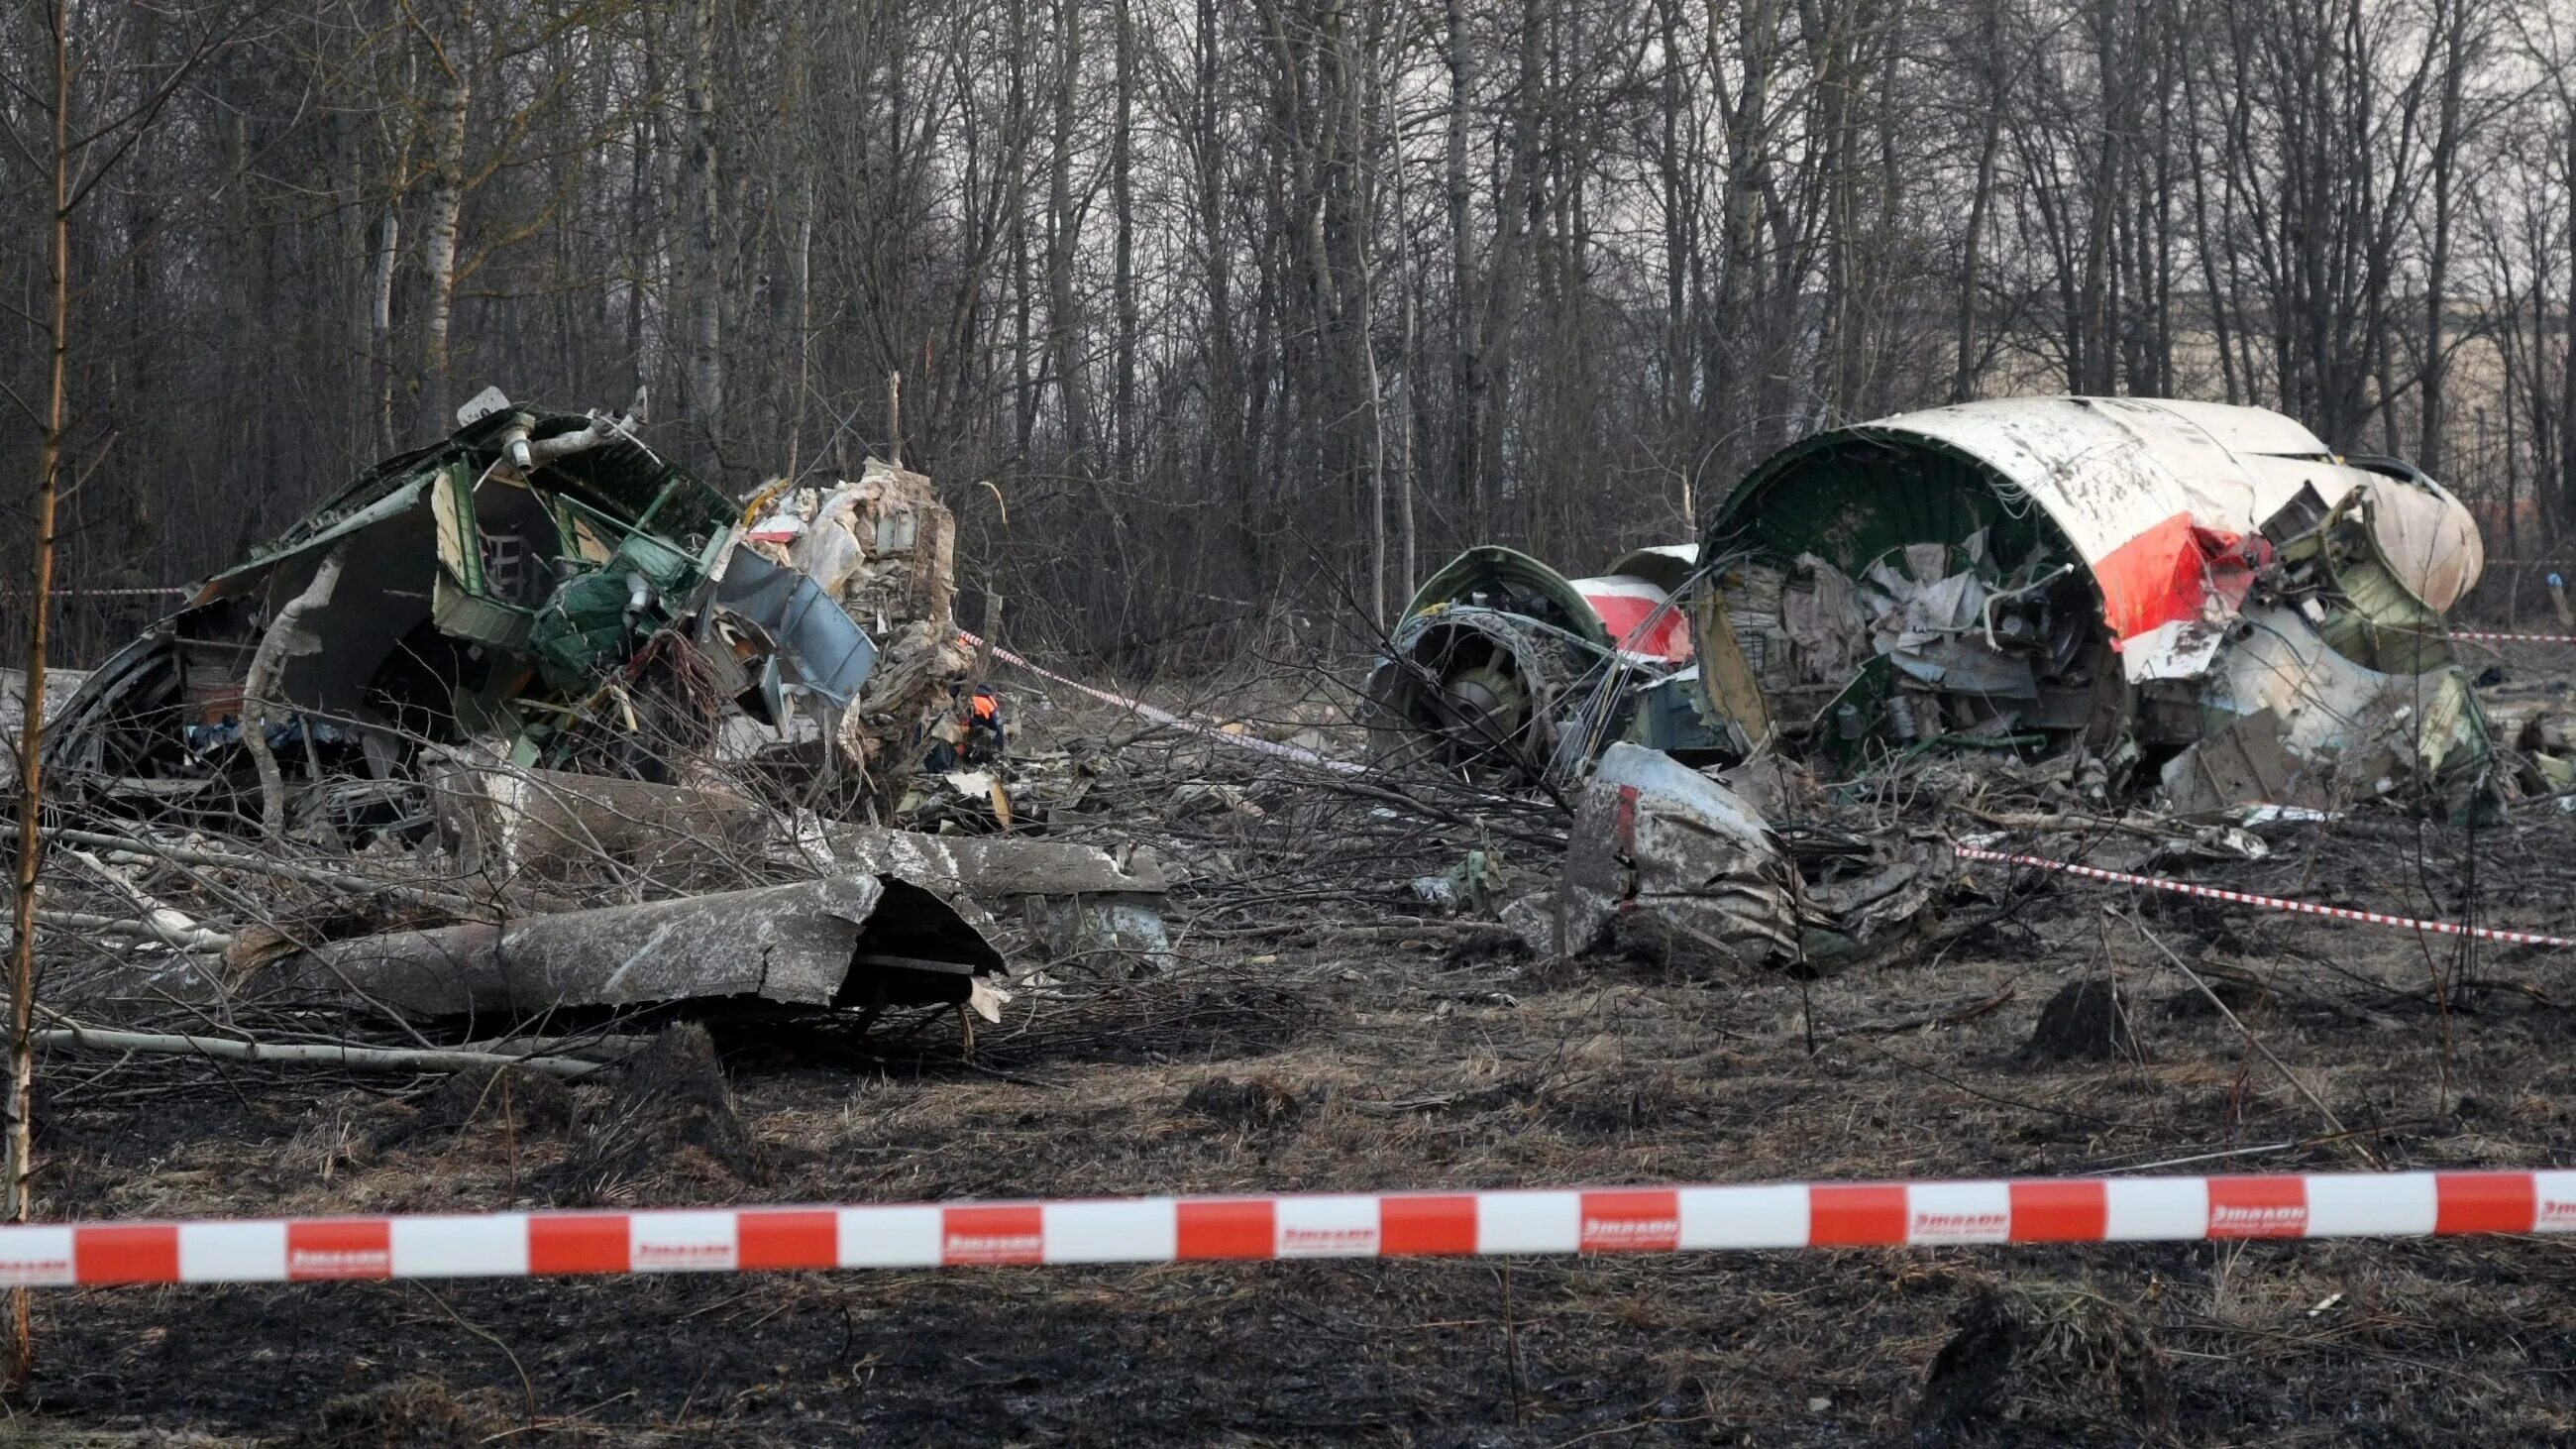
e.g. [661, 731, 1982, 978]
[44, 390, 976, 843]
[1, 392, 2544, 1115]
[1411, 849, 1504, 915]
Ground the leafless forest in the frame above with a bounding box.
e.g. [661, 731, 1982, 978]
[6, 0, 2576, 663]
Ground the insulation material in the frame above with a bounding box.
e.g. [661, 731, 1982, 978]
[1777, 558, 1875, 684]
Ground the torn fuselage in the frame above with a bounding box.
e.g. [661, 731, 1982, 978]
[1360, 544, 1717, 782]
[43, 394, 972, 839]
[43, 401, 742, 835]
[1696, 397, 2488, 800]
[1364, 398, 2489, 807]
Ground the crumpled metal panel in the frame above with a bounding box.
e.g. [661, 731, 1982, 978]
[2363, 478, 2485, 613]
[1553, 742, 1800, 968]
[2205, 603, 2488, 780]
[268, 874, 1004, 1017]
[711, 543, 879, 708]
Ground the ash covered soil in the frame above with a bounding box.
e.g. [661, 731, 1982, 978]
[18, 662, 2576, 1446]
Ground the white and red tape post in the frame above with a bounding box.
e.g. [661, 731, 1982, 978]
[0, 1170, 2569, 1287]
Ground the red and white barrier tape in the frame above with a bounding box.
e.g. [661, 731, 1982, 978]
[1, 587, 191, 601]
[2439, 628, 2576, 644]
[6, 1170, 2570, 1286]
[959, 629, 1365, 774]
[1957, 844, 2576, 948]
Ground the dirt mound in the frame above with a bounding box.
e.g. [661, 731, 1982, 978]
[1179, 1074, 1305, 1134]
[1912, 1282, 2173, 1445]
[1591, 911, 1744, 978]
[2023, 979, 2144, 1063]
[282, 1377, 521, 1448]
[547, 1023, 764, 1205]
[373, 1063, 576, 1150]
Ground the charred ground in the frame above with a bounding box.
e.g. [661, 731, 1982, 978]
[9, 649, 2576, 1446]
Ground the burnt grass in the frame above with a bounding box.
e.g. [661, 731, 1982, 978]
[18, 762, 2576, 1441]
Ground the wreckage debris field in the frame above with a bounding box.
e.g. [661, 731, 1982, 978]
[12, 396, 2576, 1443]
[24, 662, 2576, 1446]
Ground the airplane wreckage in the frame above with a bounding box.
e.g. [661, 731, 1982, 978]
[1366, 396, 2506, 968]
[27, 390, 2520, 1056]
[39, 389, 1156, 1037]
[1369, 396, 2489, 803]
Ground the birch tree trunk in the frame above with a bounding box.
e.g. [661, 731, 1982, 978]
[5, 0, 74, 1391]
[417, 0, 476, 438]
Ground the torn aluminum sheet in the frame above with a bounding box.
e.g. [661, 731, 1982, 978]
[265, 874, 1005, 1018]
[1361, 543, 1732, 783]
[1695, 396, 2490, 804]
[2157, 708, 2327, 817]
[2197, 601, 2486, 785]
[427, 759, 1175, 963]
[706, 543, 879, 716]
[1543, 742, 1801, 969]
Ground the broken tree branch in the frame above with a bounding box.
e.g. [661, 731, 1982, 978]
[18, 908, 230, 953]
[1819, 986, 2016, 1041]
[2122, 908, 2382, 1169]
[55, 827, 479, 915]
[31, 1021, 628, 1079]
